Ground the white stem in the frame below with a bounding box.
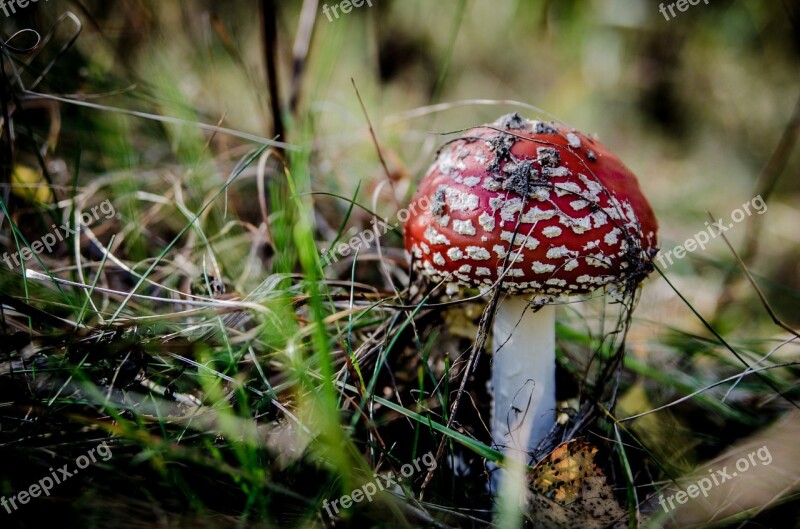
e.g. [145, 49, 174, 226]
[491, 298, 556, 463]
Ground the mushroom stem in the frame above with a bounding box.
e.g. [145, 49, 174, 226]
[491, 298, 556, 467]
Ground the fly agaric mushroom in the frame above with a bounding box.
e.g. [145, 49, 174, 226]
[404, 113, 658, 473]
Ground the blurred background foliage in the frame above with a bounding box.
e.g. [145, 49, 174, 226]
[6, 0, 800, 318]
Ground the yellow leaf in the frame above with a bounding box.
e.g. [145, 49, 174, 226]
[12, 165, 54, 204]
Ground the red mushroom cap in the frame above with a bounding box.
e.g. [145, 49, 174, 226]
[404, 113, 659, 298]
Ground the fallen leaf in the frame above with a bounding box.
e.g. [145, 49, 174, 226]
[12, 165, 54, 204]
[526, 439, 630, 529]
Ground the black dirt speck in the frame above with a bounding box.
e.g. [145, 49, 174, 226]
[431, 185, 447, 216]
[495, 112, 528, 131]
[537, 147, 560, 168]
[534, 121, 558, 134]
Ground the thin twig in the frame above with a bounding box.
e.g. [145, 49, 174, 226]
[351, 78, 400, 207]
[712, 212, 799, 340]
[420, 281, 502, 494]
[290, 0, 319, 114]
[620, 362, 800, 422]
[260, 0, 286, 144]
[716, 91, 800, 311]
[655, 261, 799, 411]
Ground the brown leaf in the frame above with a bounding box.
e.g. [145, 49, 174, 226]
[526, 439, 630, 529]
